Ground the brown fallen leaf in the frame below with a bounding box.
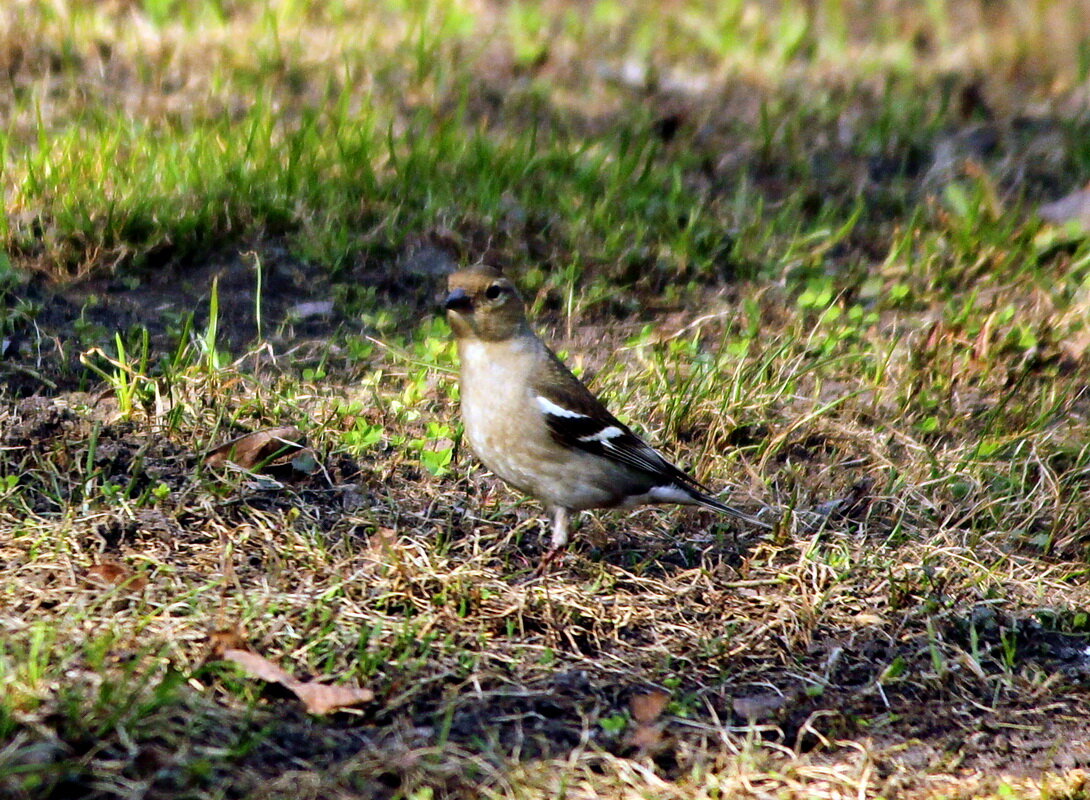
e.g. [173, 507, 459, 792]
[364, 527, 399, 558]
[223, 648, 291, 683]
[626, 721, 664, 750]
[290, 681, 376, 715]
[84, 561, 149, 592]
[630, 690, 670, 724]
[220, 646, 374, 714]
[208, 627, 249, 656]
[205, 426, 306, 470]
[625, 690, 671, 752]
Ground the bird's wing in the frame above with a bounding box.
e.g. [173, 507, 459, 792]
[530, 348, 710, 492]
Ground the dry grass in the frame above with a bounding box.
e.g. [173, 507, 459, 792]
[5, 1, 1090, 799]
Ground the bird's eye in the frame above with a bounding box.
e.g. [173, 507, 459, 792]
[485, 284, 504, 300]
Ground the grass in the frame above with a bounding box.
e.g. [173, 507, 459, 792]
[5, 0, 1090, 798]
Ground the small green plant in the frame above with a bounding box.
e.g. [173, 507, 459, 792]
[598, 713, 627, 735]
[343, 420, 385, 452]
[79, 329, 156, 418]
[508, 2, 549, 68]
[408, 422, 455, 477]
[200, 277, 227, 372]
[999, 628, 1019, 673]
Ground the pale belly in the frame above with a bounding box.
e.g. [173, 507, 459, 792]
[458, 344, 627, 511]
[467, 421, 625, 510]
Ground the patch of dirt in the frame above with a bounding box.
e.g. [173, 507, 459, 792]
[0, 395, 192, 513]
[0, 237, 459, 399]
[0, 398, 372, 618]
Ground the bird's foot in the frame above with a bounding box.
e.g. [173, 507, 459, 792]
[533, 546, 566, 577]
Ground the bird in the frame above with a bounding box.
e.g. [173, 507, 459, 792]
[443, 265, 769, 571]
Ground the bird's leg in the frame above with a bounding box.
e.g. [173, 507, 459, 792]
[535, 506, 570, 575]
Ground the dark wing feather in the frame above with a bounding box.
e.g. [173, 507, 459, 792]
[531, 347, 773, 528]
[532, 347, 712, 492]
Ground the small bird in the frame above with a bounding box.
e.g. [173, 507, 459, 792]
[444, 265, 768, 570]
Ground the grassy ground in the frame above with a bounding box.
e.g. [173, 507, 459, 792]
[5, 0, 1090, 797]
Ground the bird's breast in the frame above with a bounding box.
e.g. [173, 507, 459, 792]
[458, 340, 538, 450]
[456, 339, 556, 491]
[455, 337, 629, 511]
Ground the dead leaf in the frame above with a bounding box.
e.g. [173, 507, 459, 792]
[626, 722, 664, 750]
[205, 426, 306, 470]
[630, 690, 670, 724]
[219, 644, 374, 714]
[84, 561, 148, 591]
[365, 527, 399, 557]
[624, 689, 670, 752]
[290, 681, 376, 715]
[732, 692, 788, 721]
[208, 627, 249, 657]
[223, 648, 292, 684]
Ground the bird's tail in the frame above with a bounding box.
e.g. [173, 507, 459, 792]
[692, 490, 774, 530]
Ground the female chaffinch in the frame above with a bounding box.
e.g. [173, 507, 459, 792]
[444, 265, 768, 570]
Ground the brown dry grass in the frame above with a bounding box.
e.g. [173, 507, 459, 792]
[6, 1, 1090, 799]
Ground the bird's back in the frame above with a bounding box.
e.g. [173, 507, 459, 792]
[456, 335, 654, 510]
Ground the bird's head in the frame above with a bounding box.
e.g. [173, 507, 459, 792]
[444, 266, 527, 342]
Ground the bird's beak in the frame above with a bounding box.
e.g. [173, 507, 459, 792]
[444, 287, 472, 313]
